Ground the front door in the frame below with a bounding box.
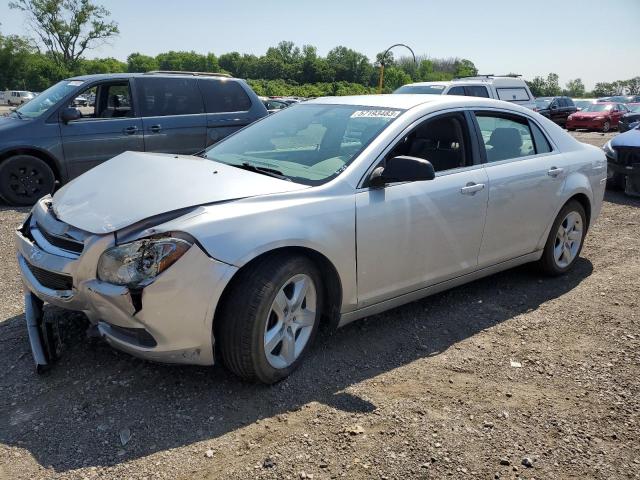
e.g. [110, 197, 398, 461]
[473, 111, 565, 266]
[355, 112, 488, 307]
[135, 77, 207, 155]
[60, 80, 143, 179]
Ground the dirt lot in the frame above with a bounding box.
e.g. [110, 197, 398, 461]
[0, 132, 638, 480]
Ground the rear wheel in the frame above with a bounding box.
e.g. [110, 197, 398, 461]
[218, 253, 323, 383]
[539, 200, 586, 276]
[0, 155, 55, 206]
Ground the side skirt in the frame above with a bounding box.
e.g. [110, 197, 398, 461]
[338, 251, 542, 327]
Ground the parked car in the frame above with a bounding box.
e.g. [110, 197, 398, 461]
[618, 103, 640, 133]
[395, 75, 536, 110]
[3, 90, 35, 106]
[15, 94, 606, 382]
[603, 127, 640, 196]
[598, 95, 640, 104]
[572, 98, 597, 111]
[534, 96, 577, 126]
[261, 97, 290, 114]
[72, 95, 88, 107]
[566, 102, 629, 132]
[0, 72, 268, 205]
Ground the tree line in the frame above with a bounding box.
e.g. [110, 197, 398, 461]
[1, 0, 637, 99]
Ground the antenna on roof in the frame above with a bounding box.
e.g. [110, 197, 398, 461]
[144, 71, 232, 78]
[454, 73, 522, 79]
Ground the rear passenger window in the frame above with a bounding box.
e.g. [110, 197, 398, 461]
[447, 86, 465, 95]
[200, 79, 252, 113]
[475, 114, 535, 162]
[530, 122, 552, 154]
[136, 78, 204, 117]
[465, 86, 490, 98]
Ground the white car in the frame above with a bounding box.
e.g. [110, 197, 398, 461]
[15, 95, 606, 383]
[395, 75, 536, 110]
[5, 90, 35, 106]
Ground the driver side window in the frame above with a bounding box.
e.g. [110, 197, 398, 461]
[387, 113, 472, 173]
[66, 81, 134, 120]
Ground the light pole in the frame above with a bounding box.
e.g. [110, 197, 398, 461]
[377, 43, 416, 94]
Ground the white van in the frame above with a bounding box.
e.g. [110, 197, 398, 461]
[395, 75, 536, 110]
[3, 90, 35, 106]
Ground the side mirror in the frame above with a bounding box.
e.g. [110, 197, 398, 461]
[369, 155, 436, 188]
[550, 104, 558, 110]
[60, 107, 82, 124]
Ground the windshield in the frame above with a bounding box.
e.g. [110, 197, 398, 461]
[583, 104, 613, 112]
[15, 80, 83, 119]
[628, 104, 640, 113]
[204, 104, 403, 185]
[535, 98, 551, 108]
[394, 84, 446, 95]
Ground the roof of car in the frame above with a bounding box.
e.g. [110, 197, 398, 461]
[307, 94, 517, 111]
[67, 72, 237, 81]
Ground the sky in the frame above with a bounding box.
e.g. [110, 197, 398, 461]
[1, 0, 639, 90]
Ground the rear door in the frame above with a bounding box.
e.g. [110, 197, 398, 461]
[135, 77, 207, 154]
[199, 78, 256, 146]
[473, 111, 564, 266]
[60, 80, 144, 179]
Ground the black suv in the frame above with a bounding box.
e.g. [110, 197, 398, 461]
[0, 71, 268, 205]
[535, 96, 577, 126]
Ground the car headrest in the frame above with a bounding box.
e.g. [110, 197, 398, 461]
[488, 127, 522, 148]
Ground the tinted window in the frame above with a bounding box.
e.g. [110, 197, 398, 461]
[447, 86, 466, 95]
[200, 79, 252, 113]
[565, 98, 575, 107]
[394, 84, 447, 94]
[136, 77, 204, 117]
[530, 122, 552, 154]
[475, 113, 535, 162]
[465, 86, 490, 98]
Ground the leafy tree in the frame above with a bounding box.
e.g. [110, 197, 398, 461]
[127, 53, 158, 73]
[565, 78, 585, 98]
[9, 0, 119, 69]
[526, 76, 546, 97]
[544, 73, 561, 96]
[381, 66, 412, 92]
[453, 59, 477, 78]
[326, 46, 373, 84]
[592, 82, 613, 97]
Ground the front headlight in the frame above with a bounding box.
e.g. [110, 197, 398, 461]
[568, 115, 574, 120]
[97, 235, 192, 288]
[602, 140, 617, 160]
[594, 116, 605, 120]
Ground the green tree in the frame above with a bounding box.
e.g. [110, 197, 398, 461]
[326, 46, 373, 84]
[453, 59, 477, 78]
[9, 0, 119, 69]
[544, 73, 561, 96]
[565, 78, 585, 98]
[127, 53, 158, 72]
[381, 66, 412, 92]
[526, 76, 546, 97]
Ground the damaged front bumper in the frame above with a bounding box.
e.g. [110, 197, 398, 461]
[15, 198, 237, 371]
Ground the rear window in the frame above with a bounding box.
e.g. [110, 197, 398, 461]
[136, 77, 204, 117]
[465, 85, 490, 98]
[496, 87, 531, 102]
[199, 79, 252, 113]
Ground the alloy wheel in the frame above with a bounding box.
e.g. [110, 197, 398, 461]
[263, 273, 317, 369]
[553, 211, 583, 268]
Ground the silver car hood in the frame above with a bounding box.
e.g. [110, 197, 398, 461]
[52, 151, 307, 234]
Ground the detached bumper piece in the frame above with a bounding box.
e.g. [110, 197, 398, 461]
[25, 292, 62, 373]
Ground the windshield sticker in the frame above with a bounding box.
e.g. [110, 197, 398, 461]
[67, 81, 84, 87]
[351, 110, 401, 119]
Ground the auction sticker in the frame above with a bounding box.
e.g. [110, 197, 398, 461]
[351, 110, 401, 119]
[67, 81, 84, 87]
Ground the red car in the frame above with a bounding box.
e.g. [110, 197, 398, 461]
[566, 102, 630, 132]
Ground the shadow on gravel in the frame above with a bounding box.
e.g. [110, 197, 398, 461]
[0, 258, 593, 473]
[604, 189, 640, 207]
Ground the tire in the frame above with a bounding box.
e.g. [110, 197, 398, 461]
[0, 154, 56, 206]
[217, 253, 323, 383]
[567, 128, 575, 131]
[539, 200, 587, 276]
[602, 121, 611, 133]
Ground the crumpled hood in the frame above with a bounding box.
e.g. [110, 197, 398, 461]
[52, 151, 308, 234]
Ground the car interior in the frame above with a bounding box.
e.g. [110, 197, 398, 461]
[388, 114, 471, 172]
[70, 82, 133, 119]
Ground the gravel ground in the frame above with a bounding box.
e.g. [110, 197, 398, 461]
[1, 131, 638, 480]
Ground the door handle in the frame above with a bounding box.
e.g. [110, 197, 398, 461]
[150, 124, 162, 133]
[547, 167, 564, 177]
[123, 126, 138, 135]
[460, 182, 485, 195]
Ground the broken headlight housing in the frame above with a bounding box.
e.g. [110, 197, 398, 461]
[97, 235, 192, 288]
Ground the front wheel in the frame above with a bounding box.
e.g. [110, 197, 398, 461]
[602, 121, 611, 133]
[217, 254, 323, 383]
[539, 200, 586, 276]
[0, 155, 55, 206]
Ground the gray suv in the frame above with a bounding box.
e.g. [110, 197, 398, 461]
[0, 72, 268, 205]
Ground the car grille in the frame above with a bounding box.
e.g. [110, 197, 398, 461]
[25, 261, 73, 291]
[614, 147, 640, 167]
[36, 223, 84, 254]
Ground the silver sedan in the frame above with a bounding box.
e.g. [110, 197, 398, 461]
[15, 94, 607, 383]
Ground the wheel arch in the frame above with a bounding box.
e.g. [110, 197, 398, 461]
[0, 147, 64, 183]
[213, 246, 344, 343]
